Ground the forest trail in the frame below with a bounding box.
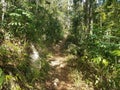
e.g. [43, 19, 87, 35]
[46, 53, 75, 90]
[45, 39, 94, 90]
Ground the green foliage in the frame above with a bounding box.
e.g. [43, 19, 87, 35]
[82, 28, 120, 89]
[0, 0, 66, 88]
[111, 50, 120, 56]
[0, 68, 4, 87]
[5, 4, 63, 44]
[0, 0, 119, 89]
[68, 0, 120, 89]
[0, 41, 50, 89]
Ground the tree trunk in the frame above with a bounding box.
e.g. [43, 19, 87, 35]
[1, 0, 6, 23]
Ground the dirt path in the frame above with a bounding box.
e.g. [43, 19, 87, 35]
[46, 54, 75, 90]
[44, 39, 94, 90]
[45, 53, 94, 90]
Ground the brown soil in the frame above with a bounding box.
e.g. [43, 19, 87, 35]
[45, 39, 94, 90]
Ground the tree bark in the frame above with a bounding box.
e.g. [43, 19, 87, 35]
[1, 0, 6, 23]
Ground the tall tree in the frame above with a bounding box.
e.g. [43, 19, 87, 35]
[1, 0, 6, 23]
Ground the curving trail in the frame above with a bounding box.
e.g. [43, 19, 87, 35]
[45, 38, 94, 90]
[46, 54, 74, 90]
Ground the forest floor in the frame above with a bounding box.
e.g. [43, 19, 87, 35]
[44, 39, 94, 90]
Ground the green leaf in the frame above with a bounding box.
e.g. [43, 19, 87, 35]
[111, 50, 120, 56]
[92, 56, 102, 64]
[0, 68, 4, 86]
[9, 13, 21, 17]
[102, 59, 109, 66]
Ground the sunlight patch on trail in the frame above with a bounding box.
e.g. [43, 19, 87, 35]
[49, 56, 67, 67]
[46, 53, 94, 90]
